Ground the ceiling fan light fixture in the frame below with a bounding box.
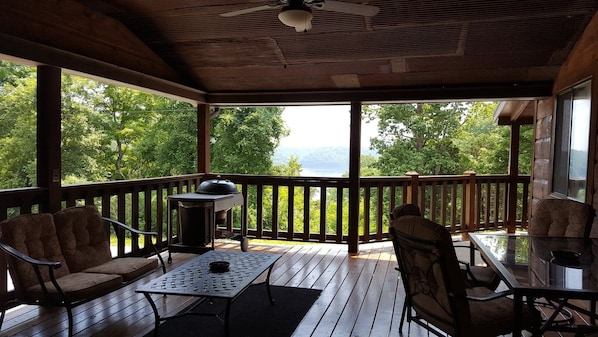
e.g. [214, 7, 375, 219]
[278, 6, 313, 32]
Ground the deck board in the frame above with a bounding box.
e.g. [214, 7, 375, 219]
[0, 240, 594, 337]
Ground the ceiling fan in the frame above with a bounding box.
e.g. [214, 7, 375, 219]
[220, 0, 380, 32]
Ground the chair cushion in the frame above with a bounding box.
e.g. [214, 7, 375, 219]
[391, 215, 470, 328]
[467, 265, 500, 289]
[54, 205, 112, 272]
[83, 257, 158, 282]
[391, 203, 421, 220]
[530, 199, 593, 238]
[0, 213, 71, 292]
[468, 287, 538, 336]
[25, 272, 122, 304]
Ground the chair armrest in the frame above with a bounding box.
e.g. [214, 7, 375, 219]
[101, 217, 158, 237]
[453, 242, 478, 265]
[0, 241, 61, 269]
[463, 290, 513, 302]
[0, 240, 68, 301]
[449, 289, 513, 302]
[101, 217, 166, 274]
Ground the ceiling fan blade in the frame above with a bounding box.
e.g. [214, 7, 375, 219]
[317, 1, 379, 17]
[220, 4, 279, 17]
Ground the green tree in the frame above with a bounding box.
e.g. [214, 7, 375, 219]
[0, 73, 37, 188]
[271, 156, 302, 176]
[364, 103, 467, 175]
[0, 61, 33, 87]
[455, 102, 532, 174]
[210, 107, 288, 175]
[89, 84, 164, 180]
[61, 75, 108, 183]
[133, 100, 197, 177]
[359, 154, 380, 177]
[455, 102, 504, 173]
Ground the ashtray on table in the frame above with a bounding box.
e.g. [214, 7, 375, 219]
[550, 250, 582, 268]
[209, 261, 230, 273]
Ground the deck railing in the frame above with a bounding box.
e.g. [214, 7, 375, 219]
[0, 172, 530, 247]
[0, 172, 530, 299]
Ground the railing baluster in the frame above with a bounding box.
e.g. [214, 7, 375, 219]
[376, 183, 384, 241]
[320, 185, 327, 242]
[256, 183, 264, 239]
[288, 184, 295, 241]
[363, 185, 371, 242]
[272, 183, 279, 239]
[336, 186, 343, 243]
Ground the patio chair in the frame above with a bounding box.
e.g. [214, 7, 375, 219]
[529, 198, 594, 238]
[390, 215, 540, 337]
[528, 198, 596, 328]
[390, 204, 499, 290]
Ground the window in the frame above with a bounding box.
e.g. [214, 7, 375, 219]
[552, 79, 591, 202]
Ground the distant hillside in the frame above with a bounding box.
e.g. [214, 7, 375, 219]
[273, 146, 378, 177]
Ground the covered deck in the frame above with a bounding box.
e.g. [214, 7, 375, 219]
[2, 1, 598, 336]
[2, 241, 587, 337]
[0, 241, 403, 336]
[1, 240, 592, 337]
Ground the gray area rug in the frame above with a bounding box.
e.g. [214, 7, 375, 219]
[144, 284, 321, 337]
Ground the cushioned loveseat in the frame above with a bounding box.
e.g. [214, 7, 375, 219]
[0, 205, 166, 336]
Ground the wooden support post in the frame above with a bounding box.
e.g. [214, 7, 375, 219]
[348, 102, 362, 255]
[406, 172, 419, 205]
[197, 104, 210, 173]
[37, 66, 62, 213]
[507, 124, 520, 233]
[464, 171, 477, 233]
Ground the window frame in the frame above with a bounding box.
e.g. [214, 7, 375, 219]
[551, 78, 592, 202]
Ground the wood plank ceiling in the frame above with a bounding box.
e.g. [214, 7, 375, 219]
[1, 0, 597, 108]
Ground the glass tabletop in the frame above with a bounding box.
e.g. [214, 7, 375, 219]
[471, 233, 598, 292]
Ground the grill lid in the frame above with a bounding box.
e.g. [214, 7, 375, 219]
[196, 176, 239, 194]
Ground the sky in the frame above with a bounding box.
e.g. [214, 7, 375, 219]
[279, 105, 379, 148]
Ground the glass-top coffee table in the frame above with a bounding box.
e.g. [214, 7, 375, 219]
[136, 250, 281, 337]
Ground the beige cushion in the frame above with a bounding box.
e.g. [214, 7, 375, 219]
[25, 272, 122, 304]
[0, 213, 70, 293]
[391, 203, 421, 220]
[83, 257, 158, 282]
[54, 205, 112, 272]
[391, 216, 538, 337]
[467, 265, 499, 288]
[468, 287, 536, 336]
[530, 199, 593, 238]
[391, 215, 469, 332]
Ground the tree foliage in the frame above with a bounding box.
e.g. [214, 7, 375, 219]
[0, 62, 37, 187]
[364, 103, 467, 175]
[0, 61, 530, 194]
[364, 102, 532, 176]
[0, 62, 292, 188]
[210, 107, 288, 175]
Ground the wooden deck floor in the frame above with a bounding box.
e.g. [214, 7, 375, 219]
[0, 240, 594, 337]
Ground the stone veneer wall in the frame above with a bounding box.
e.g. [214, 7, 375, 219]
[531, 99, 553, 207]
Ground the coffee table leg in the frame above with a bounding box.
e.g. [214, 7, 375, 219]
[143, 293, 161, 337]
[266, 264, 275, 304]
[225, 299, 232, 337]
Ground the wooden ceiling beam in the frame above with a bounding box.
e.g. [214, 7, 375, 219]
[207, 82, 553, 106]
[0, 34, 206, 104]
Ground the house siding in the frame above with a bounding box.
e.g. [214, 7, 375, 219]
[532, 12, 598, 237]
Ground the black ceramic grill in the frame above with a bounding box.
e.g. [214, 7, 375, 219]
[196, 176, 239, 194]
